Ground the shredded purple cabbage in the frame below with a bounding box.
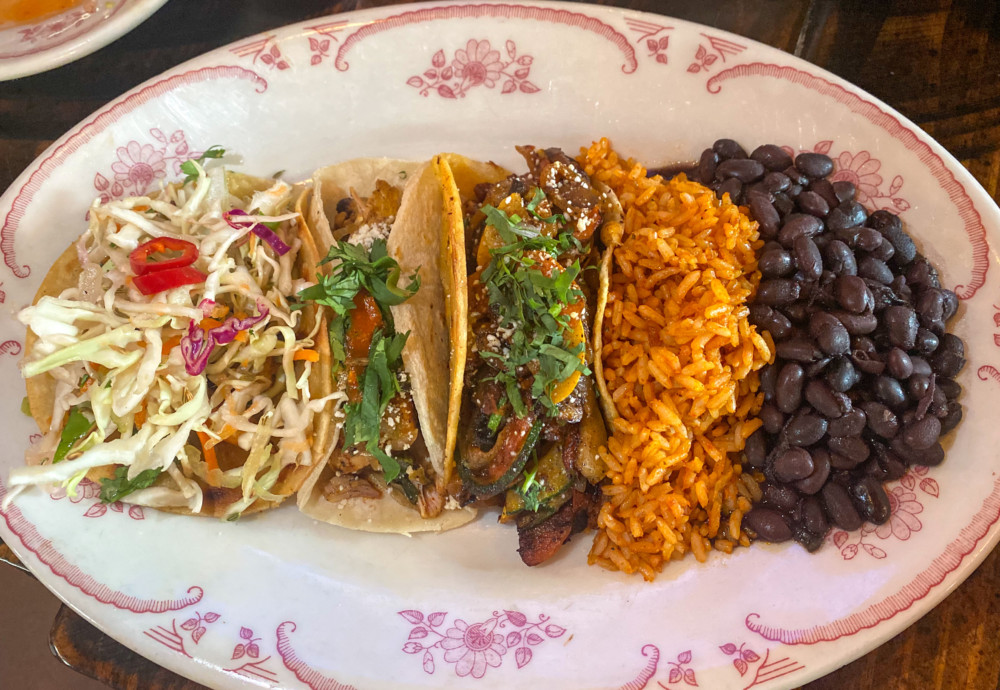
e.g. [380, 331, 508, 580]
[179, 300, 270, 376]
[224, 209, 290, 256]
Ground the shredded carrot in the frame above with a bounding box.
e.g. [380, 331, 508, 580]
[197, 431, 219, 473]
[199, 317, 224, 330]
[162, 335, 182, 355]
[293, 349, 320, 362]
[134, 408, 147, 429]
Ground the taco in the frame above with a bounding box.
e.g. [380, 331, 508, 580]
[295, 158, 476, 533]
[440, 146, 622, 565]
[9, 154, 331, 518]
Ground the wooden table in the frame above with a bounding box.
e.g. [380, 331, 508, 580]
[1, 0, 998, 688]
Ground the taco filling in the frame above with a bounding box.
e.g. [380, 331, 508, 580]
[453, 146, 612, 565]
[298, 167, 456, 521]
[9, 152, 332, 518]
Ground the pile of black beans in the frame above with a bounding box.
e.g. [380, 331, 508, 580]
[690, 139, 966, 551]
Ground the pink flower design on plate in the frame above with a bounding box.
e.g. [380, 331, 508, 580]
[874, 485, 923, 540]
[830, 150, 884, 204]
[111, 142, 167, 195]
[454, 39, 503, 88]
[440, 619, 507, 679]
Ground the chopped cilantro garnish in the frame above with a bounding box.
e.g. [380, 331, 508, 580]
[53, 407, 94, 464]
[297, 238, 419, 371]
[180, 145, 226, 184]
[476, 205, 591, 417]
[517, 463, 543, 512]
[342, 329, 409, 484]
[98, 466, 162, 503]
[525, 187, 566, 224]
[487, 412, 504, 434]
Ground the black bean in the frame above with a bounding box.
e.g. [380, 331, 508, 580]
[804, 356, 833, 379]
[892, 437, 945, 466]
[805, 379, 850, 419]
[835, 226, 862, 248]
[868, 210, 918, 265]
[713, 138, 747, 160]
[851, 477, 891, 524]
[744, 428, 767, 468]
[828, 436, 870, 464]
[886, 348, 913, 379]
[785, 413, 828, 446]
[800, 495, 830, 535]
[914, 328, 939, 355]
[941, 289, 959, 321]
[797, 190, 830, 217]
[775, 363, 805, 414]
[809, 312, 851, 356]
[932, 333, 966, 377]
[717, 177, 743, 204]
[832, 180, 856, 203]
[773, 447, 815, 482]
[937, 378, 961, 400]
[762, 309, 793, 339]
[908, 374, 931, 399]
[828, 408, 866, 437]
[757, 279, 801, 306]
[772, 192, 795, 217]
[827, 201, 868, 231]
[788, 184, 804, 198]
[940, 401, 963, 434]
[822, 482, 863, 530]
[763, 171, 791, 194]
[808, 178, 841, 209]
[907, 257, 941, 290]
[875, 376, 908, 409]
[855, 228, 884, 252]
[796, 450, 832, 496]
[776, 338, 823, 362]
[745, 507, 793, 542]
[867, 282, 897, 312]
[779, 213, 824, 246]
[760, 403, 786, 434]
[910, 356, 932, 377]
[763, 483, 800, 512]
[834, 310, 879, 335]
[795, 152, 834, 179]
[883, 305, 918, 349]
[901, 415, 942, 450]
[781, 303, 811, 323]
[783, 166, 808, 186]
[793, 235, 823, 281]
[916, 289, 946, 333]
[862, 402, 899, 439]
[891, 275, 912, 303]
[696, 149, 719, 185]
[858, 256, 894, 285]
[824, 240, 858, 275]
[876, 447, 908, 480]
[826, 357, 860, 392]
[834, 275, 872, 313]
[747, 191, 780, 239]
[750, 144, 793, 171]
[759, 246, 794, 277]
[717, 158, 766, 183]
[870, 240, 895, 263]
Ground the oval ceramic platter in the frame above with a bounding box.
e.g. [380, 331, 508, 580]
[1, 3, 999, 688]
[0, 0, 168, 81]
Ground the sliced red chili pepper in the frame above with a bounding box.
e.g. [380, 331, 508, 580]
[133, 266, 207, 295]
[129, 237, 199, 276]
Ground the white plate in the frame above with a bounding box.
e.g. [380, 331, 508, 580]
[2, 3, 999, 688]
[0, 0, 168, 81]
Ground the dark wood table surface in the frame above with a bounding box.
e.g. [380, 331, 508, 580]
[1, 0, 999, 688]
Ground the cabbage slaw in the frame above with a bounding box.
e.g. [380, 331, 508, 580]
[7, 158, 343, 518]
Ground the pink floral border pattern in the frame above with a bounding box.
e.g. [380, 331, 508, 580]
[333, 3, 637, 73]
[398, 608, 566, 679]
[304, 21, 347, 66]
[0, 66, 267, 280]
[50, 479, 146, 520]
[619, 644, 660, 689]
[94, 128, 200, 203]
[687, 33, 746, 73]
[407, 39, 538, 99]
[276, 621, 357, 690]
[705, 62, 989, 299]
[229, 35, 291, 70]
[656, 649, 698, 687]
[625, 17, 672, 65]
[718, 643, 805, 689]
[0, 0, 130, 60]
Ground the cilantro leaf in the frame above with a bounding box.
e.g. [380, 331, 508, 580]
[180, 145, 226, 184]
[98, 466, 163, 503]
[53, 407, 95, 464]
[517, 464, 542, 512]
[525, 187, 566, 224]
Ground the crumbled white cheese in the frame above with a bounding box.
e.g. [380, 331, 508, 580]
[347, 222, 391, 250]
